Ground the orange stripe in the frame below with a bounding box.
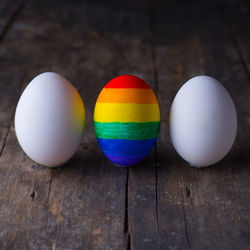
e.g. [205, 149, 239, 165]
[97, 88, 158, 104]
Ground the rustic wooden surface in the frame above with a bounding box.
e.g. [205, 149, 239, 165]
[0, 0, 249, 249]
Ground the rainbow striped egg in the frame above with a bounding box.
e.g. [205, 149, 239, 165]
[94, 75, 160, 166]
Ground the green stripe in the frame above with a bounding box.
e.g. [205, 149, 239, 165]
[94, 121, 160, 140]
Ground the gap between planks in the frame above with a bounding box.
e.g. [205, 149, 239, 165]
[149, 0, 159, 233]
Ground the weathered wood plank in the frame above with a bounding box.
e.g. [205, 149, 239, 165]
[0, 0, 27, 154]
[125, 3, 175, 250]
[0, 1, 130, 249]
[154, 1, 250, 249]
[0, 0, 28, 204]
[0, 0, 157, 249]
[0, 1, 249, 249]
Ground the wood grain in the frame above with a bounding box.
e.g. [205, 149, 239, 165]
[0, 0, 130, 249]
[0, 0, 26, 157]
[0, 0, 249, 249]
[154, 1, 250, 249]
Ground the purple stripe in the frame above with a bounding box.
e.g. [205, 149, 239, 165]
[105, 154, 145, 167]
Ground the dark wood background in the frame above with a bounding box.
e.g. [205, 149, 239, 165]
[0, 0, 249, 249]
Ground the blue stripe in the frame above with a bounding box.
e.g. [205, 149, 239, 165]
[105, 154, 145, 166]
[97, 138, 157, 157]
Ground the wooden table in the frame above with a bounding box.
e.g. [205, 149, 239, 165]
[0, 0, 249, 249]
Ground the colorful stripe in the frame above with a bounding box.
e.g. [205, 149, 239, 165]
[97, 88, 158, 104]
[105, 75, 151, 89]
[94, 121, 160, 140]
[94, 75, 160, 166]
[105, 154, 146, 166]
[94, 103, 160, 123]
[97, 138, 157, 157]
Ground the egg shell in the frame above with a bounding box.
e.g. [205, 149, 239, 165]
[94, 75, 160, 167]
[15, 72, 85, 167]
[169, 75, 237, 167]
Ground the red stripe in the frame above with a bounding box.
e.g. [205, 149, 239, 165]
[105, 75, 151, 89]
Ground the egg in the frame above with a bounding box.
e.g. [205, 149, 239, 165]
[15, 72, 85, 167]
[169, 75, 237, 167]
[93, 75, 160, 167]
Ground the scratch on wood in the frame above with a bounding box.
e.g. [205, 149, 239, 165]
[124, 168, 131, 250]
[47, 169, 54, 202]
[50, 202, 63, 250]
[186, 185, 191, 198]
[0, 126, 10, 158]
[10, 225, 18, 242]
[219, 6, 250, 82]
[0, 111, 15, 158]
[181, 189, 191, 250]
[230, 30, 250, 82]
[52, 228, 58, 250]
[0, 0, 27, 42]
[0, 71, 27, 161]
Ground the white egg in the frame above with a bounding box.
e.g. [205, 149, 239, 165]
[169, 75, 237, 167]
[15, 72, 85, 167]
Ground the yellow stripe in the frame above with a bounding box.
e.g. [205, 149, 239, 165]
[94, 103, 160, 123]
[97, 88, 158, 104]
